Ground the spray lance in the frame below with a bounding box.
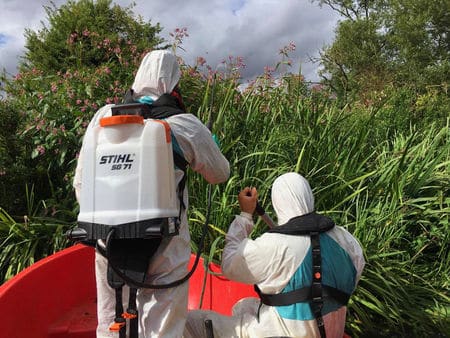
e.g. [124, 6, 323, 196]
[245, 189, 276, 228]
[255, 200, 276, 228]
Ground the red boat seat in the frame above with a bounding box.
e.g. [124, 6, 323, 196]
[0, 244, 256, 338]
[0, 244, 96, 338]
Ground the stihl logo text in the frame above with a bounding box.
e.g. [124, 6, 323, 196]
[99, 154, 135, 170]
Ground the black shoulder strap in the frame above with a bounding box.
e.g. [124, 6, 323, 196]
[173, 147, 188, 172]
[173, 151, 188, 212]
[254, 231, 350, 308]
[254, 230, 350, 338]
[123, 88, 135, 103]
[267, 212, 335, 235]
[120, 88, 186, 119]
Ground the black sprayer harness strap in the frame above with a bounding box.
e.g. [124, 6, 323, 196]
[253, 212, 351, 338]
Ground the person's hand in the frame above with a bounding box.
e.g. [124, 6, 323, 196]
[238, 187, 258, 214]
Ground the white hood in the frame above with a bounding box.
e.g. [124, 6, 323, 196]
[132, 50, 181, 100]
[271, 172, 315, 225]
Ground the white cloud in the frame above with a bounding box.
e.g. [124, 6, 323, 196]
[0, 0, 340, 81]
[0, 0, 67, 74]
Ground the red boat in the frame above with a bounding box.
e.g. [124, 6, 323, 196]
[0, 244, 257, 338]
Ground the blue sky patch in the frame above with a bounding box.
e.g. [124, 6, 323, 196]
[0, 33, 8, 46]
[230, 0, 245, 14]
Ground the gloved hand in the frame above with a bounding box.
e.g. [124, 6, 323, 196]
[238, 187, 258, 214]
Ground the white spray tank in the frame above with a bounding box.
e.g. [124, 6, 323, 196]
[76, 105, 180, 240]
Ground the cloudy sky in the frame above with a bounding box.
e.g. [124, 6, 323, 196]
[0, 0, 341, 83]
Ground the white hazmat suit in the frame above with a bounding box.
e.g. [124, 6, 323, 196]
[73, 50, 230, 338]
[184, 172, 365, 338]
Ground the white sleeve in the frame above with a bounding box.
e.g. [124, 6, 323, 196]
[73, 150, 83, 202]
[221, 213, 258, 284]
[167, 114, 230, 184]
[221, 219, 304, 293]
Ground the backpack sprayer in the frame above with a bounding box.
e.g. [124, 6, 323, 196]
[73, 109, 180, 241]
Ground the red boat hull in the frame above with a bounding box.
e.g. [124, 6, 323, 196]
[0, 244, 256, 338]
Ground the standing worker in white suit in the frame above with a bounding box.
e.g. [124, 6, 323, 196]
[184, 172, 365, 338]
[73, 50, 230, 338]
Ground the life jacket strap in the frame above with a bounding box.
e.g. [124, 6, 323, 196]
[310, 231, 326, 338]
[254, 283, 350, 307]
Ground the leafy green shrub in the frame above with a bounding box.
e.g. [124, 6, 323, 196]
[0, 100, 34, 214]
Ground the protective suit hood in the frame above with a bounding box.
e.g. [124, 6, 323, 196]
[132, 50, 181, 101]
[271, 172, 314, 225]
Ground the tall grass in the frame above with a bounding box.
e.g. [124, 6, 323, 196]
[0, 186, 71, 281]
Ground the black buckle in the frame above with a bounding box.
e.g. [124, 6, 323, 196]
[316, 315, 325, 327]
[312, 282, 322, 297]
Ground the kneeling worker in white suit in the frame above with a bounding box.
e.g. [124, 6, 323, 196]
[184, 172, 365, 338]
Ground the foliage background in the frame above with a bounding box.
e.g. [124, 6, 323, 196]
[0, 0, 448, 337]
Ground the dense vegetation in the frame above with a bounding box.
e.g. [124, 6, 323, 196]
[0, 0, 448, 336]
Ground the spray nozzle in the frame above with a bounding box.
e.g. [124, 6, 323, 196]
[255, 201, 265, 216]
[245, 189, 276, 228]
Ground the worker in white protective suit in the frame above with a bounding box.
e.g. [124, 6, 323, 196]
[184, 172, 365, 338]
[73, 50, 230, 338]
